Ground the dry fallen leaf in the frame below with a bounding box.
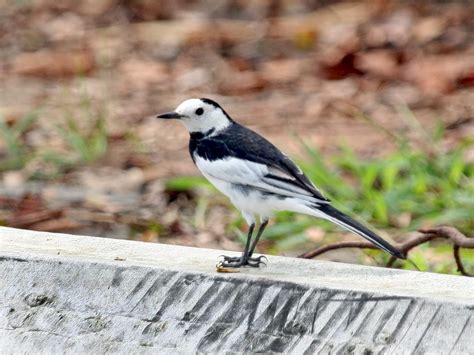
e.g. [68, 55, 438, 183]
[218, 70, 267, 95]
[355, 50, 399, 79]
[119, 59, 169, 87]
[216, 266, 240, 273]
[403, 54, 474, 95]
[412, 16, 446, 44]
[260, 59, 304, 86]
[12, 49, 95, 78]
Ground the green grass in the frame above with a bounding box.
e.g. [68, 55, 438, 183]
[256, 132, 473, 259]
[0, 111, 39, 171]
[298, 137, 473, 236]
[295, 133, 473, 273]
[55, 109, 108, 163]
[0, 100, 108, 179]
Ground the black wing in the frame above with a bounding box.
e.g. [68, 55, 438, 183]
[191, 123, 329, 203]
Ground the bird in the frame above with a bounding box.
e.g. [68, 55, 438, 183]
[157, 98, 405, 268]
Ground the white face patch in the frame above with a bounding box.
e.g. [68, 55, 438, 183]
[174, 98, 232, 134]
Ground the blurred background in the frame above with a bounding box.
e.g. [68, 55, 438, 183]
[0, 0, 473, 274]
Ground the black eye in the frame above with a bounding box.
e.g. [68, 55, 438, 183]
[195, 108, 204, 116]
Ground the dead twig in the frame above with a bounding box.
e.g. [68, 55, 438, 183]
[299, 226, 474, 276]
[419, 227, 474, 276]
[299, 241, 378, 259]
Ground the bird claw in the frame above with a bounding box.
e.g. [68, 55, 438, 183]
[251, 255, 268, 263]
[218, 255, 240, 262]
[216, 254, 267, 268]
[247, 259, 267, 267]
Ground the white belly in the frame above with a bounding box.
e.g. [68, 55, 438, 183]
[202, 172, 317, 224]
[203, 173, 269, 215]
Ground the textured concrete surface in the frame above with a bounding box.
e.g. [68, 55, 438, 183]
[0, 227, 473, 354]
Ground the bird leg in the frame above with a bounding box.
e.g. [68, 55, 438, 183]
[218, 223, 254, 267]
[248, 219, 269, 258]
[218, 221, 268, 268]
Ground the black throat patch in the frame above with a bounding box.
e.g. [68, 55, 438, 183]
[190, 128, 215, 140]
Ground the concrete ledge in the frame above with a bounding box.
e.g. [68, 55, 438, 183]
[1, 227, 473, 354]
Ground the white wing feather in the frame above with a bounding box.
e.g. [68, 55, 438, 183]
[195, 155, 326, 203]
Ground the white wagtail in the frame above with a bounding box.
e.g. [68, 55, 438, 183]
[157, 98, 405, 267]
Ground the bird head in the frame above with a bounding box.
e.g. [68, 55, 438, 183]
[157, 98, 233, 134]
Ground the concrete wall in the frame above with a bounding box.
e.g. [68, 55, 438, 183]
[1, 227, 473, 354]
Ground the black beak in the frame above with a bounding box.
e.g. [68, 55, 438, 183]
[156, 111, 184, 119]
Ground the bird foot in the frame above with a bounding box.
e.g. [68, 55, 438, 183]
[217, 255, 267, 268]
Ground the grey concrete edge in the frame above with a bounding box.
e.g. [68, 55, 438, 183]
[1, 226, 473, 306]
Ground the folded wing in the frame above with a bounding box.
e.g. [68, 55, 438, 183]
[191, 122, 329, 204]
[195, 155, 328, 204]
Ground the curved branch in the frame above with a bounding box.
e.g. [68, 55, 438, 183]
[299, 241, 377, 259]
[298, 226, 473, 276]
[419, 226, 474, 247]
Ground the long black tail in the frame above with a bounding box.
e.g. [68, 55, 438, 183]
[316, 204, 406, 259]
